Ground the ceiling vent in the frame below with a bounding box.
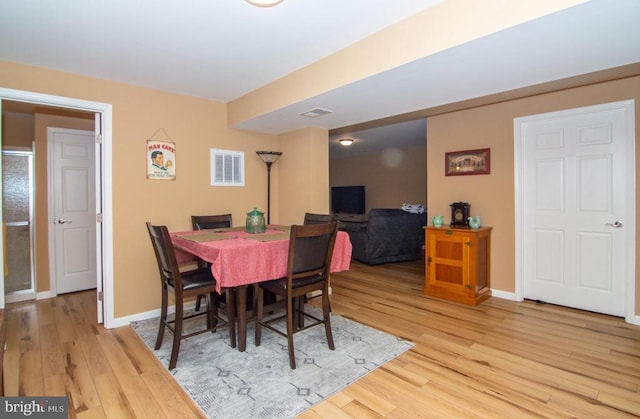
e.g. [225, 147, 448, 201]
[299, 108, 333, 118]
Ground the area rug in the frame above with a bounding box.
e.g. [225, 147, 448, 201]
[131, 308, 413, 418]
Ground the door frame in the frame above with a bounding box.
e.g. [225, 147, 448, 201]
[514, 99, 636, 324]
[0, 87, 114, 328]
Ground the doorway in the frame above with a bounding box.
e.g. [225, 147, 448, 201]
[515, 100, 636, 321]
[0, 89, 114, 327]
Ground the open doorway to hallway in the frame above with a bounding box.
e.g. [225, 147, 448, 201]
[0, 90, 113, 328]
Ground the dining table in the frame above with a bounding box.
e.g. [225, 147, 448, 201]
[171, 225, 352, 351]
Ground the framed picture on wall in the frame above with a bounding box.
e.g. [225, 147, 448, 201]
[445, 148, 490, 176]
[147, 140, 176, 180]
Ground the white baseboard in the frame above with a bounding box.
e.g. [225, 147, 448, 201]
[5, 291, 37, 304]
[490, 289, 519, 301]
[32, 287, 640, 328]
[112, 301, 197, 328]
[36, 290, 53, 300]
[490, 289, 640, 326]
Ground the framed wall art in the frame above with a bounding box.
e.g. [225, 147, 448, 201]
[147, 140, 176, 180]
[445, 148, 490, 176]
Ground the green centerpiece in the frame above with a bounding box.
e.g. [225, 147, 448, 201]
[245, 207, 266, 234]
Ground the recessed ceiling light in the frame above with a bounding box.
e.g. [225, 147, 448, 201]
[339, 138, 354, 146]
[245, 0, 284, 7]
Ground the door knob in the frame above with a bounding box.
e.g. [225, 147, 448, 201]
[55, 219, 72, 224]
[605, 220, 623, 228]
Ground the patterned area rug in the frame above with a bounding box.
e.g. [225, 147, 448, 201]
[131, 308, 413, 418]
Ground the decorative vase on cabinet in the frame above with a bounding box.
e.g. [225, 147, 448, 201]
[423, 226, 492, 305]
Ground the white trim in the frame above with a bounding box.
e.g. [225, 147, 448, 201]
[489, 289, 518, 301]
[0, 87, 115, 328]
[514, 99, 636, 323]
[36, 290, 54, 300]
[0, 99, 4, 308]
[111, 301, 197, 328]
[2, 145, 33, 152]
[5, 290, 37, 304]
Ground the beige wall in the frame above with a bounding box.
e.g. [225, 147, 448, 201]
[427, 75, 640, 314]
[330, 144, 426, 212]
[0, 60, 329, 319]
[2, 112, 34, 147]
[278, 127, 330, 225]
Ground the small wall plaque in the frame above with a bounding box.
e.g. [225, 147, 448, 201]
[147, 140, 176, 180]
[445, 148, 490, 176]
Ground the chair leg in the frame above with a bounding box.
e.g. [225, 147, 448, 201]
[169, 299, 184, 370]
[155, 285, 168, 350]
[254, 287, 264, 346]
[195, 294, 202, 312]
[295, 296, 304, 330]
[286, 296, 296, 369]
[323, 293, 335, 350]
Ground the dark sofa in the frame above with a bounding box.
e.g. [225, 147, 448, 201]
[340, 208, 426, 265]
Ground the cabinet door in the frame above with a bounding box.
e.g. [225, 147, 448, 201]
[427, 231, 471, 291]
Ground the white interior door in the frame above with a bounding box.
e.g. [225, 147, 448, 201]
[49, 128, 96, 294]
[517, 101, 635, 317]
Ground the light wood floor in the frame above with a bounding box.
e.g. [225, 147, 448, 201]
[4, 260, 640, 418]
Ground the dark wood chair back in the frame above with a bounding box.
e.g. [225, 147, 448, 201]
[189, 214, 233, 309]
[288, 222, 338, 284]
[146, 222, 182, 291]
[303, 212, 335, 225]
[255, 221, 339, 368]
[146, 222, 236, 369]
[191, 214, 232, 230]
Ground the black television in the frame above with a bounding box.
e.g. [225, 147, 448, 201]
[331, 185, 365, 214]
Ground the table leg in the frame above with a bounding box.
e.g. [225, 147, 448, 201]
[237, 285, 247, 352]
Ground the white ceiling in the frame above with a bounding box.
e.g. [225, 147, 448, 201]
[1, 0, 639, 158]
[0, 0, 440, 102]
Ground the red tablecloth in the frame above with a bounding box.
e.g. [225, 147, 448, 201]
[172, 227, 352, 293]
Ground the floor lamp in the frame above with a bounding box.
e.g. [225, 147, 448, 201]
[256, 151, 282, 224]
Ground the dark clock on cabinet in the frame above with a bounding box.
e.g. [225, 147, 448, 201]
[450, 202, 470, 228]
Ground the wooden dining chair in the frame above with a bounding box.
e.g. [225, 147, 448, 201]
[191, 214, 233, 231]
[303, 213, 338, 310]
[303, 212, 335, 225]
[146, 222, 236, 370]
[191, 214, 233, 310]
[255, 221, 339, 369]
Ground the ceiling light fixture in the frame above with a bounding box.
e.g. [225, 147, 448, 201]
[339, 138, 354, 146]
[245, 0, 284, 7]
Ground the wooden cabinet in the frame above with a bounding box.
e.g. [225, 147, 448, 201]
[424, 226, 492, 305]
